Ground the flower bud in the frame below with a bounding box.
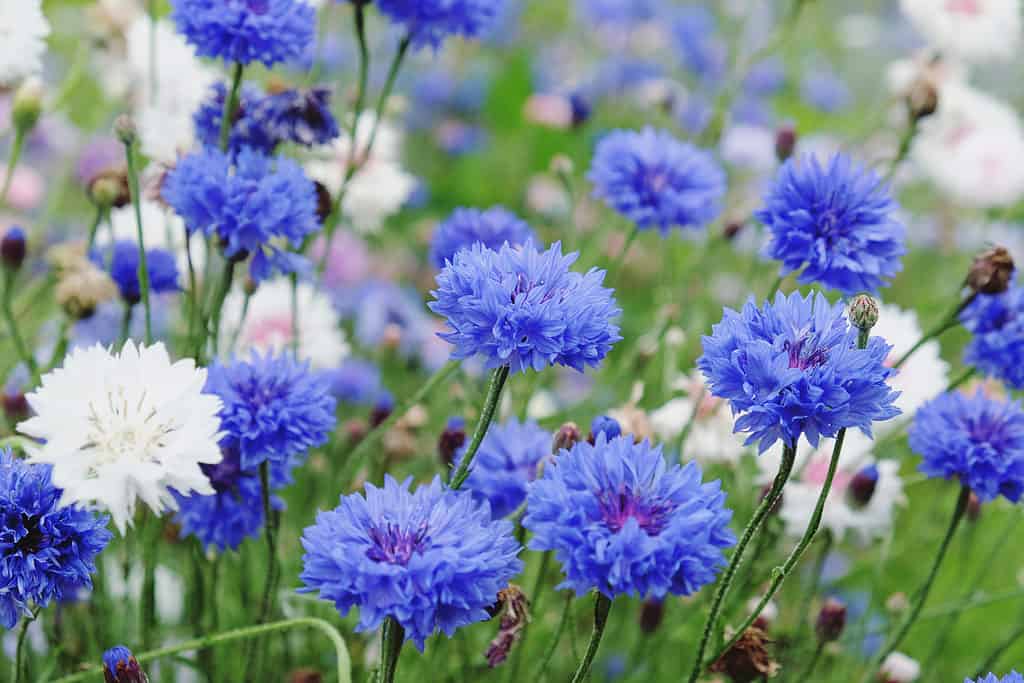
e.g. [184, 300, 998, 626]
[2, 391, 29, 424]
[114, 115, 138, 146]
[879, 651, 921, 683]
[588, 415, 621, 443]
[710, 626, 779, 683]
[552, 421, 581, 453]
[723, 221, 745, 241]
[848, 294, 879, 332]
[88, 169, 131, 209]
[638, 599, 664, 634]
[775, 124, 797, 162]
[906, 78, 938, 122]
[815, 598, 847, 643]
[313, 181, 333, 224]
[12, 77, 44, 133]
[103, 645, 149, 683]
[966, 246, 1014, 295]
[847, 463, 879, 508]
[966, 490, 982, 523]
[569, 92, 591, 128]
[288, 670, 323, 683]
[438, 416, 467, 467]
[485, 585, 530, 667]
[549, 154, 574, 177]
[369, 395, 394, 428]
[1, 226, 27, 271]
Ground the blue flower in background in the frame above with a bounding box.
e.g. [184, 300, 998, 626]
[698, 292, 901, 453]
[429, 206, 536, 269]
[671, 6, 727, 84]
[757, 153, 906, 296]
[969, 673, 1024, 683]
[375, 0, 506, 49]
[429, 241, 621, 373]
[744, 57, 787, 97]
[524, 434, 735, 599]
[162, 147, 320, 282]
[327, 358, 385, 406]
[961, 284, 1024, 390]
[92, 240, 179, 304]
[205, 352, 337, 471]
[343, 280, 435, 364]
[800, 69, 852, 113]
[576, 0, 662, 26]
[258, 88, 341, 148]
[193, 82, 277, 154]
[0, 449, 112, 629]
[910, 391, 1024, 503]
[453, 418, 551, 518]
[588, 127, 726, 234]
[169, 0, 315, 67]
[299, 475, 523, 650]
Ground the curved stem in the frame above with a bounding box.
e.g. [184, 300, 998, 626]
[607, 226, 639, 283]
[53, 617, 351, 683]
[947, 366, 977, 393]
[123, 137, 152, 344]
[674, 384, 706, 458]
[205, 260, 237, 362]
[569, 593, 613, 683]
[244, 463, 280, 679]
[218, 63, 245, 152]
[12, 607, 39, 683]
[119, 304, 133, 347]
[449, 365, 511, 490]
[1, 269, 38, 382]
[766, 274, 784, 299]
[379, 617, 405, 683]
[892, 293, 976, 370]
[1, 127, 27, 207]
[86, 205, 107, 251]
[797, 641, 826, 683]
[534, 592, 573, 680]
[686, 445, 797, 683]
[974, 607, 1024, 679]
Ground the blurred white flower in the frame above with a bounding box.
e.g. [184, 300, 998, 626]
[900, 0, 1020, 63]
[220, 278, 349, 369]
[0, 0, 50, 86]
[876, 304, 950, 426]
[104, 557, 186, 624]
[880, 651, 921, 682]
[885, 51, 966, 100]
[19, 342, 223, 534]
[720, 124, 777, 173]
[650, 372, 748, 465]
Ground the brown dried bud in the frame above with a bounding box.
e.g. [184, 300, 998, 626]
[56, 262, 119, 320]
[710, 626, 780, 682]
[88, 168, 131, 209]
[344, 418, 368, 444]
[485, 585, 530, 668]
[815, 598, 847, 643]
[775, 125, 797, 163]
[437, 419, 467, 468]
[2, 392, 29, 424]
[906, 78, 939, 122]
[552, 422, 581, 453]
[288, 669, 323, 683]
[966, 491, 982, 522]
[638, 599, 664, 635]
[966, 246, 1015, 295]
[724, 221, 744, 241]
[313, 181, 333, 224]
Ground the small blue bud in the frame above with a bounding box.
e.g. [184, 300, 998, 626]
[1, 226, 26, 271]
[590, 415, 621, 441]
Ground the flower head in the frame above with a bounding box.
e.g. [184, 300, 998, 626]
[524, 434, 736, 599]
[901, 0, 1020, 64]
[19, 342, 222, 534]
[428, 241, 621, 373]
[0, 449, 111, 629]
[103, 645, 148, 683]
[588, 127, 726, 234]
[193, 82, 277, 154]
[429, 206, 536, 269]
[453, 418, 551, 518]
[0, 0, 50, 86]
[299, 475, 523, 650]
[961, 283, 1024, 389]
[757, 153, 906, 296]
[92, 240, 180, 304]
[169, 0, 315, 67]
[205, 351, 337, 471]
[697, 291, 901, 453]
[162, 147, 320, 282]
[968, 674, 1024, 683]
[375, 0, 505, 49]
[910, 391, 1024, 503]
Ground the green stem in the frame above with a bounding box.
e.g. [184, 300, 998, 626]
[53, 617, 351, 683]
[766, 273, 784, 298]
[218, 63, 245, 152]
[379, 617, 405, 683]
[185, 233, 202, 360]
[86, 205, 107, 251]
[289, 273, 299, 354]
[449, 365, 511, 490]
[686, 445, 797, 683]
[123, 137, 152, 344]
[794, 530, 834, 639]
[947, 366, 977, 392]
[892, 293, 976, 370]
[205, 260, 237, 361]
[1, 127, 27, 207]
[12, 607, 39, 683]
[798, 641, 826, 683]
[535, 592, 573, 680]
[607, 226, 639, 284]
[884, 117, 919, 182]
[674, 384, 706, 459]
[228, 289, 252, 354]
[1, 270, 39, 382]
[974, 607, 1024, 679]
[141, 515, 160, 650]
[569, 593, 613, 683]
[244, 462, 280, 680]
[119, 304, 133, 347]
[505, 552, 552, 683]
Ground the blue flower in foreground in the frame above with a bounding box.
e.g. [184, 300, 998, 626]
[375, 0, 505, 49]
[0, 449, 112, 629]
[698, 292, 900, 453]
[205, 352, 337, 471]
[299, 475, 523, 650]
[92, 240, 179, 304]
[194, 82, 276, 154]
[961, 284, 1024, 390]
[453, 418, 551, 518]
[757, 153, 906, 296]
[524, 434, 735, 599]
[169, 0, 315, 67]
[429, 206, 536, 269]
[910, 391, 1024, 503]
[429, 241, 622, 373]
[162, 147, 320, 282]
[969, 673, 1024, 683]
[588, 127, 726, 234]
[102, 645, 148, 683]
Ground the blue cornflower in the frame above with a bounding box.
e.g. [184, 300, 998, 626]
[671, 6, 727, 84]
[453, 418, 551, 518]
[524, 434, 736, 599]
[969, 674, 1024, 683]
[169, 0, 315, 67]
[0, 449, 112, 629]
[327, 358, 385, 406]
[757, 153, 906, 296]
[375, 0, 506, 49]
[588, 127, 726, 234]
[590, 415, 621, 441]
[961, 284, 1024, 389]
[299, 475, 523, 650]
[92, 240, 180, 304]
[193, 82, 277, 154]
[429, 206, 536, 269]
[429, 241, 621, 373]
[162, 147, 320, 282]
[205, 352, 337, 471]
[697, 291, 901, 453]
[910, 391, 1024, 503]
[102, 645, 148, 683]
[257, 87, 341, 148]
[800, 69, 851, 113]
[576, 0, 661, 26]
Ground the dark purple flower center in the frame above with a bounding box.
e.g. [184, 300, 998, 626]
[245, 0, 270, 14]
[201, 446, 245, 493]
[13, 513, 45, 555]
[784, 337, 829, 370]
[366, 521, 430, 566]
[597, 489, 672, 535]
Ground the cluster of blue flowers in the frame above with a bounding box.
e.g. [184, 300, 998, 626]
[429, 206, 536, 269]
[375, 0, 507, 49]
[961, 283, 1024, 389]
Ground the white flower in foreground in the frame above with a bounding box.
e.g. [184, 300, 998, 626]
[220, 278, 349, 369]
[880, 651, 921, 682]
[0, 0, 51, 86]
[876, 304, 949, 426]
[900, 0, 1020, 64]
[18, 342, 223, 534]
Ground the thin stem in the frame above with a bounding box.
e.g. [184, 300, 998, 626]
[884, 117, 918, 182]
[244, 462, 280, 680]
[289, 273, 299, 354]
[141, 515, 160, 650]
[119, 303, 133, 347]
[686, 445, 798, 683]
[228, 289, 253, 353]
[449, 365, 511, 490]
[12, 607, 39, 683]
[674, 384, 706, 458]
[798, 641, 826, 683]
[766, 273, 784, 299]
[506, 552, 552, 683]
[535, 592, 573, 680]
[185, 233, 201, 360]
[569, 593, 613, 683]
[1, 127, 27, 207]
[974, 607, 1024, 679]
[892, 293, 976, 370]
[947, 366, 977, 392]
[218, 63, 245, 152]
[607, 226, 640, 284]
[379, 617, 405, 683]
[53, 617, 352, 683]
[205, 260, 237, 361]
[1, 270, 39, 382]
[795, 530, 834, 638]
[123, 136, 152, 344]
[86, 205, 107, 251]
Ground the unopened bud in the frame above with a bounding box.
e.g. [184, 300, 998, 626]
[114, 115, 137, 146]
[344, 418, 368, 444]
[906, 78, 938, 122]
[438, 416, 467, 467]
[569, 92, 591, 129]
[243, 276, 259, 297]
[485, 585, 530, 668]
[849, 294, 879, 332]
[552, 421, 581, 453]
[710, 626, 779, 683]
[723, 221, 744, 241]
[103, 646, 148, 683]
[1, 226, 27, 271]
[369, 396, 394, 428]
[288, 670, 323, 683]
[966, 246, 1015, 295]
[2, 392, 29, 424]
[775, 124, 797, 162]
[588, 415, 621, 444]
[638, 599, 664, 635]
[88, 169, 131, 209]
[550, 154, 574, 177]
[12, 78, 44, 132]
[815, 598, 846, 643]
[848, 463, 879, 508]
[966, 491, 982, 523]
[313, 181, 333, 224]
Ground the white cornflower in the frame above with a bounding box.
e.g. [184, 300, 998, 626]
[650, 372, 748, 465]
[900, 0, 1020, 64]
[0, 0, 51, 86]
[220, 278, 349, 369]
[875, 304, 950, 427]
[18, 342, 223, 534]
